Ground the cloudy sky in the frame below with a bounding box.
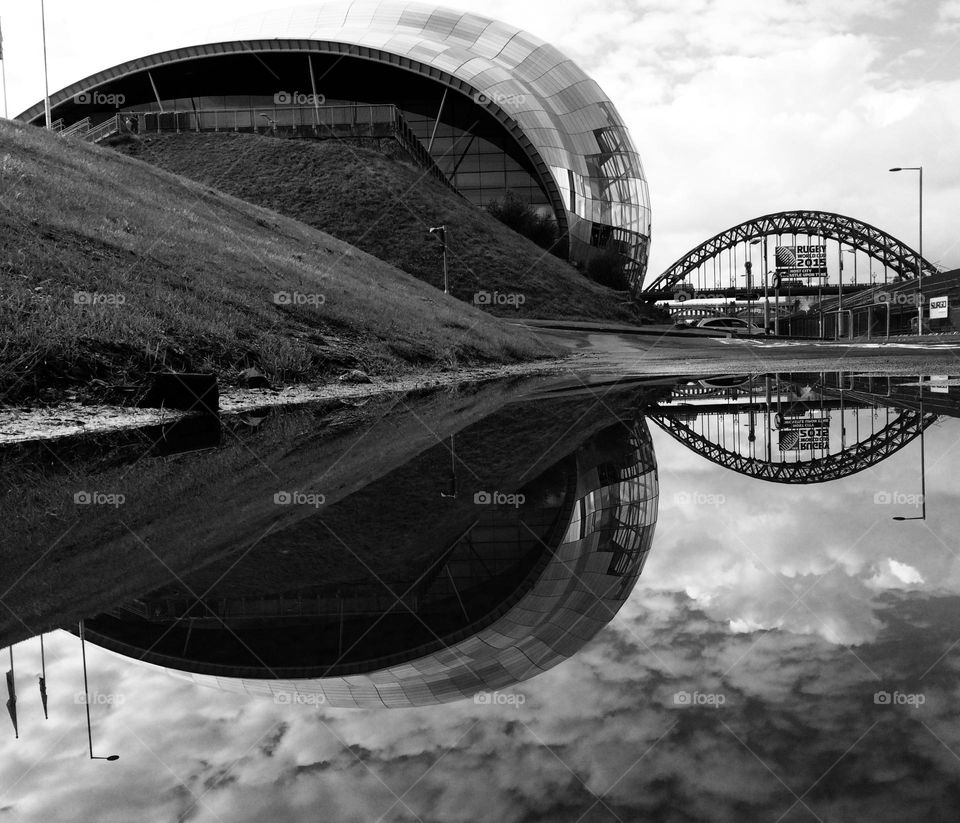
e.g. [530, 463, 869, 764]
[3, 400, 960, 822]
[1, 0, 959, 277]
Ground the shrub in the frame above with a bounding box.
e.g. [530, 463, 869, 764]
[486, 191, 561, 255]
[586, 250, 630, 291]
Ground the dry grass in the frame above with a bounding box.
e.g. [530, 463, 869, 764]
[0, 121, 554, 404]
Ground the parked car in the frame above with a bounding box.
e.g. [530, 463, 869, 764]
[694, 317, 767, 335]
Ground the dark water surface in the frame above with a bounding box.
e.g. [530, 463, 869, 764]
[2, 372, 959, 821]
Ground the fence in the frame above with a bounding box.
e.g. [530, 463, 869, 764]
[123, 104, 456, 191]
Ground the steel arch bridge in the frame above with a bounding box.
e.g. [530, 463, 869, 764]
[648, 406, 936, 484]
[644, 209, 938, 294]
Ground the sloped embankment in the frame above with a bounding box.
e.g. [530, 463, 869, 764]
[116, 131, 643, 322]
[0, 120, 553, 404]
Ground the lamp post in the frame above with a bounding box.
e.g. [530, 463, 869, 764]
[79, 621, 119, 761]
[889, 166, 923, 335]
[837, 239, 844, 339]
[893, 391, 926, 521]
[751, 238, 770, 332]
[428, 226, 449, 294]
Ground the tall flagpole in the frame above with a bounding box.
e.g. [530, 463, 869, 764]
[0, 16, 8, 119]
[41, 1, 52, 128]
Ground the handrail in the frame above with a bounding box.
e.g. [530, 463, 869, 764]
[84, 114, 122, 143]
[60, 117, 91, 138]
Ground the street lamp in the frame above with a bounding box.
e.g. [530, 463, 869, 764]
[892, 391, 926, 521]
[750, 238, 770, 332]
[79, 621, 120, 761]
[428, 226, 449, 294]
[889, 166, 923, 335]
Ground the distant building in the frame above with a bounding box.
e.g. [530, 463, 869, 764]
[18, 1, 652, 285]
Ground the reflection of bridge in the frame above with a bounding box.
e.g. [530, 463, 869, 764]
[642, 211, 939, 332]
[650, 373, 941, 483]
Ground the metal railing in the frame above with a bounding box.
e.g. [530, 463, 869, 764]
[126, 105, 458, 192]
[60, 117, 91, 138]
[132, 104, 401, 135]
[83, 114, 122, 143]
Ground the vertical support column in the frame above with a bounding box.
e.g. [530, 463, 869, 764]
[428, 87, 448, 155]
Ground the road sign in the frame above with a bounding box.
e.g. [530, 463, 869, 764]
[929, 295, 949, 319]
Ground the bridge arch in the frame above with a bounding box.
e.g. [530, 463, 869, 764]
[644, 209, 938, 294]
[650, 409, 934, 483]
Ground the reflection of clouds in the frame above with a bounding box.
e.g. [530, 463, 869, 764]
[5, 590, 960, 821]
[647, 421, 960, 646]
[868, 558, 925, 590]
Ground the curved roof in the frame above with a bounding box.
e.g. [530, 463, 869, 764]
[17, 1, 651, 279]
[80, 419, 659, 708]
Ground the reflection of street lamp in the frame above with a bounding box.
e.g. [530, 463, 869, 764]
[440, 435, 457, 499]
[79, 621, 120, 762]
[890, 166, 923, 335]
[893, 392, 926, 521]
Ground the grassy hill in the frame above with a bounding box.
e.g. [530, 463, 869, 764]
[0, 120, 554, 405]
[114, 132, 646, 322]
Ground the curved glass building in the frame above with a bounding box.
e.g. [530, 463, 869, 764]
[77, 419, 658, 708]
[17, 1, 652, 285]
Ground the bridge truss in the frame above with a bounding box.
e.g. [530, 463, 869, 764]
[649, 405, 936, 484]
[644, 209, 938, 296]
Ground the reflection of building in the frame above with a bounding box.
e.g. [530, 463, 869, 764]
[17, 1, 652, 282]
[79, 420, 658, 707]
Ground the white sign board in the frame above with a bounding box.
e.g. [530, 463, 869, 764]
[929, 296, 949, 319]
[778, 416, 830, 451]
[775, 245, 828, 277]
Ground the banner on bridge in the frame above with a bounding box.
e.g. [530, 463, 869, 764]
[778, 415, 830, 451]
[775, 245, 827, 277]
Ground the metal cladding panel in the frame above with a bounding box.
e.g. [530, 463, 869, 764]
[469, 20, 518, 58]
[449, 15, 488, 46]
